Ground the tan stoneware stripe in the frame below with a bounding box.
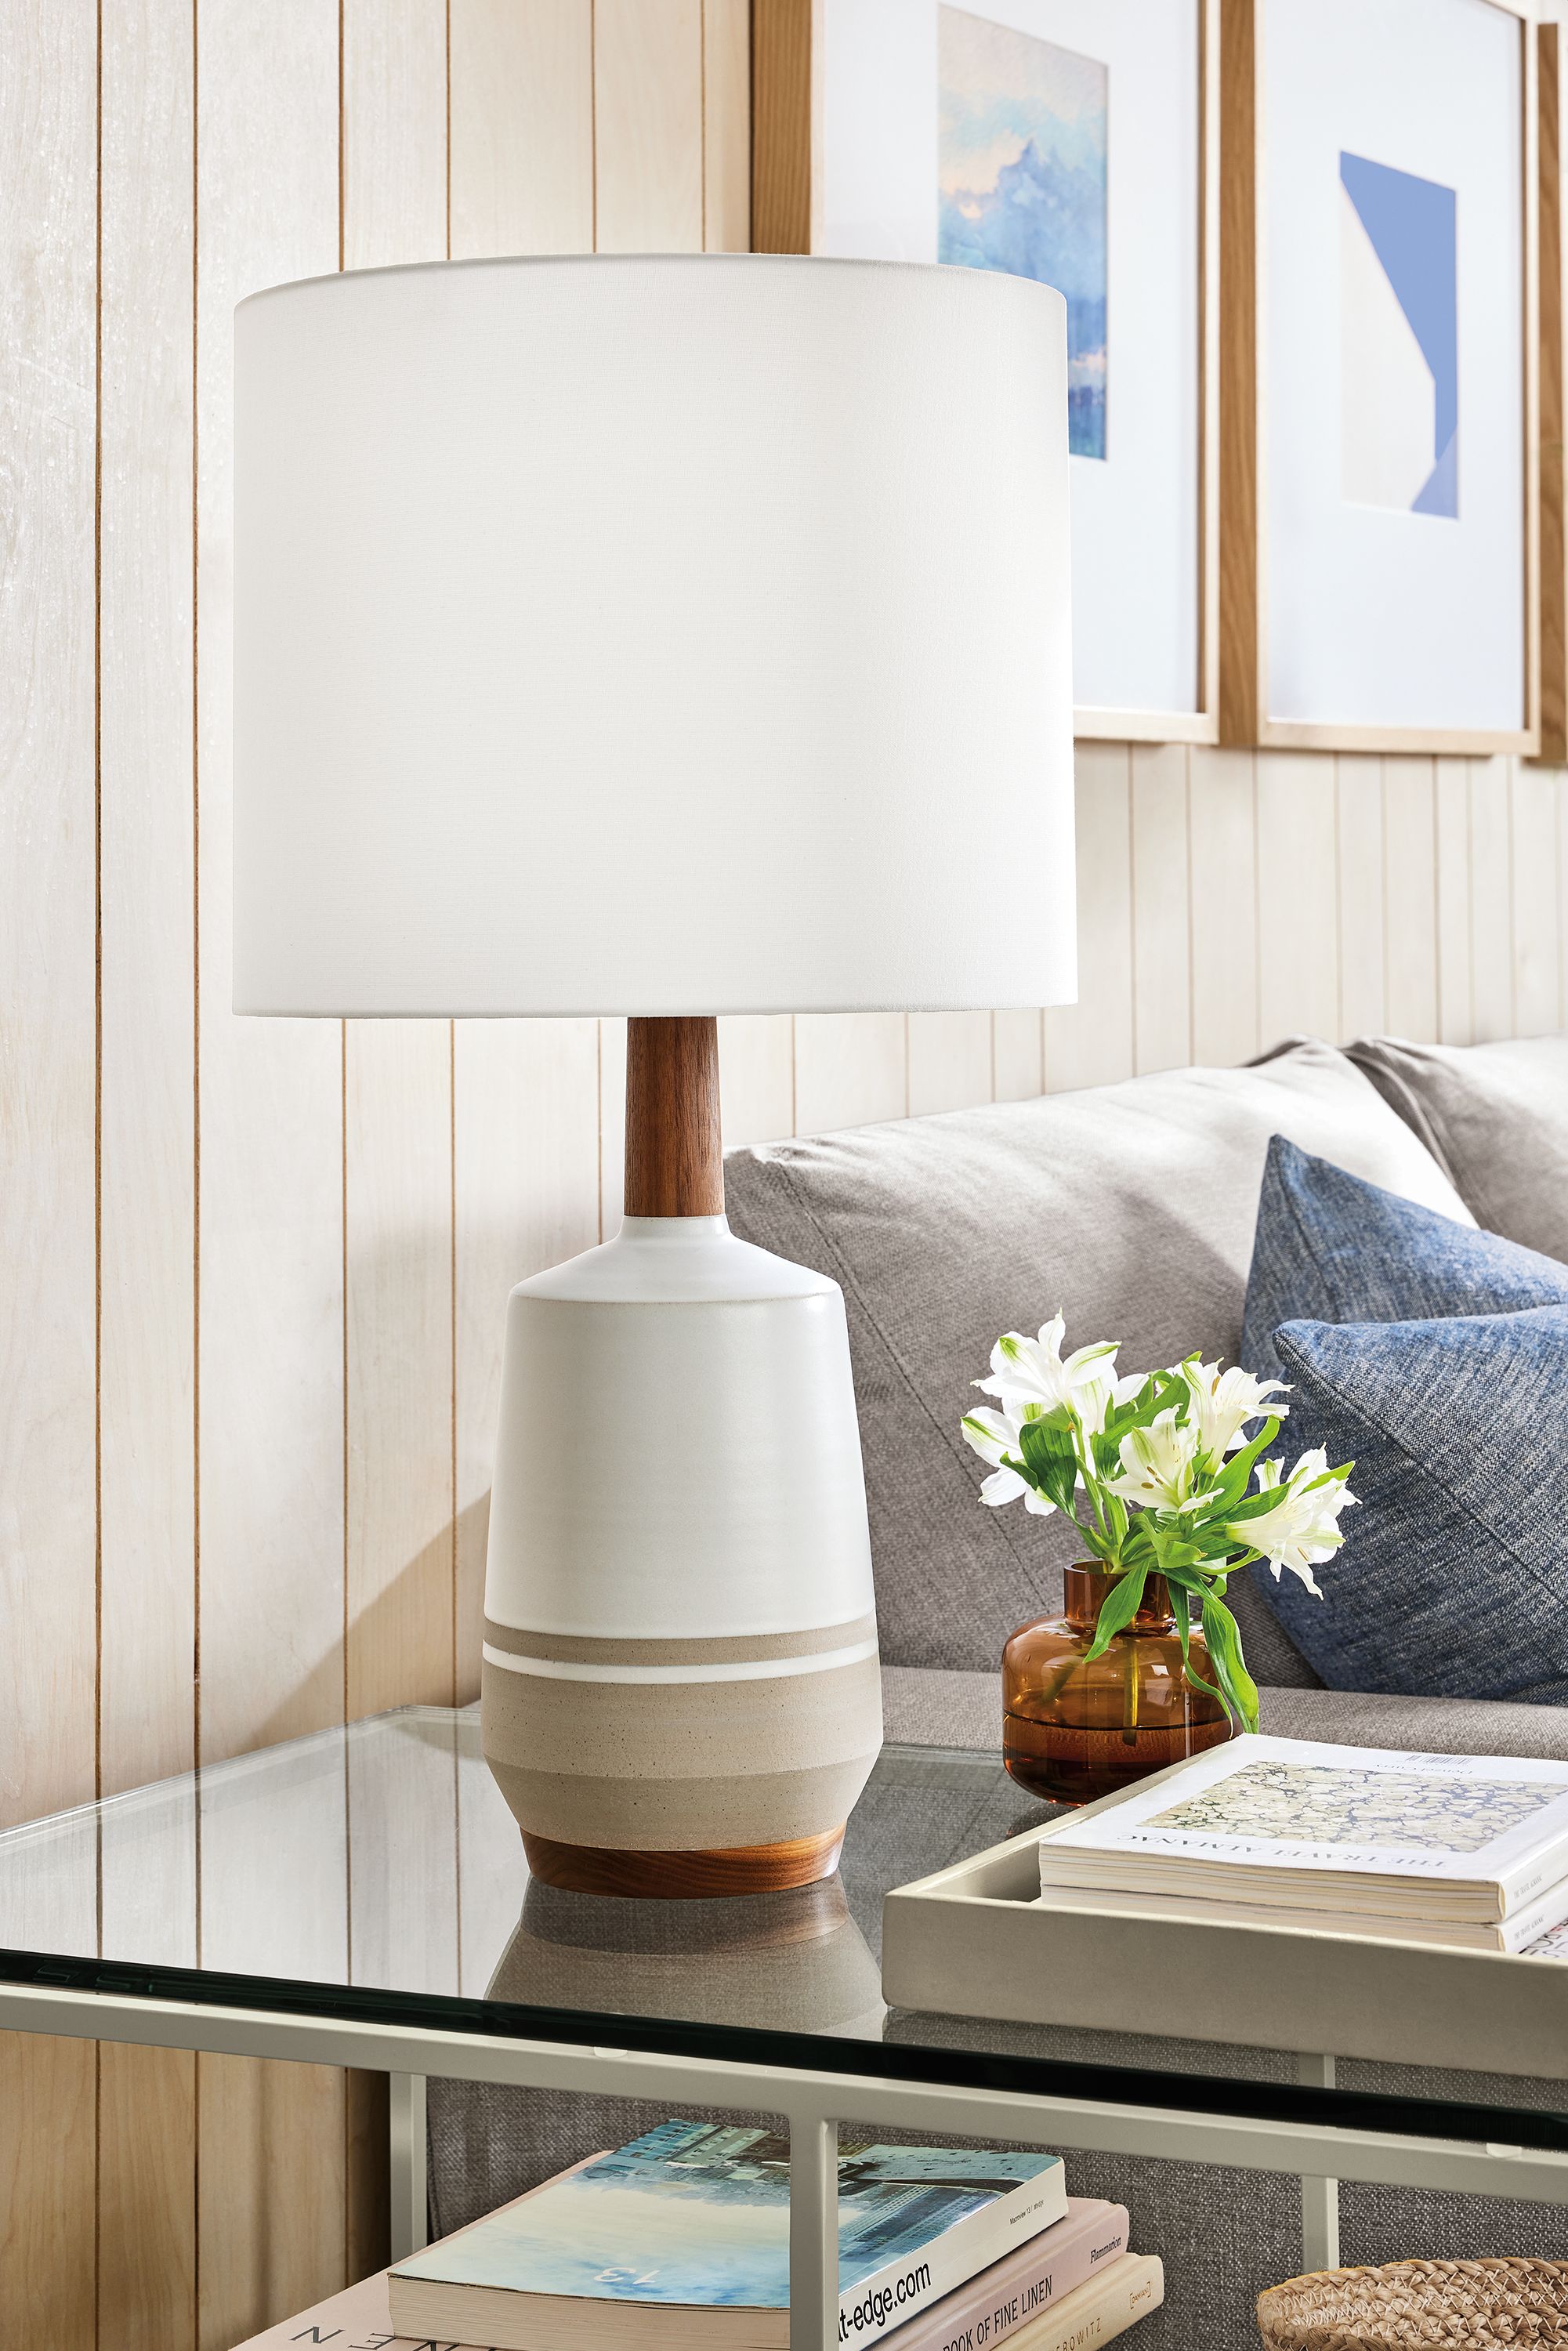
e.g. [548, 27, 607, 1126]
[487, 1753, 881, 1853]
[482, 1613, 878, 1666]
[482, 1650, 882, 1781]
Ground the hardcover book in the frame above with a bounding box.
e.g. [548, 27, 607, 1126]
[1008, 2253, 1162, 2351]
[239, 2233, 1154, 2351]
[1037, 1737, 1568, 1923]
[1031, 1870, 1568, 1953]
[388, 2121, 1067, 2351]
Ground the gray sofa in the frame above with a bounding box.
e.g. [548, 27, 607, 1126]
[429, 1032, 1568, 2348]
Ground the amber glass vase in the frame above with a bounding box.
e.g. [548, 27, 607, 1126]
[1001, 1565, 1236, 1806]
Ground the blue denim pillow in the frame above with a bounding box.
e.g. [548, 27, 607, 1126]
[1260, 1308, 1568, 1701]
[1240, 1135, 1568, 1384]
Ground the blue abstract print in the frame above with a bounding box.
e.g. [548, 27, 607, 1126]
[938, 8, 1108, 461]
[1339, 153, 1458, 519]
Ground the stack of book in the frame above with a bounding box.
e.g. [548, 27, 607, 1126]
[1033, 1734, 1568, 1954]
[240, 2120, 1162, 2351]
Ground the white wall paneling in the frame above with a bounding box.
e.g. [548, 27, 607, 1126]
[0, 5, 101, 2342]
[1131, 742, 1194, 1075]
[1470, 755, 1519, 1041]
[1382, 758, 1439, 1043]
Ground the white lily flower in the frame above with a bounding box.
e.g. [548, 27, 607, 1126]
[1179, 1358, 1291, 1463]
[975, 1311, 1124, 1436]
[959, 1404, 1059, 1516]
[1103, 1410, 1207, 1514]
[1232, 1447, 1357, 1596]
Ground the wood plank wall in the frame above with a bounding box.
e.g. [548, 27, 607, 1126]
[1, 5, 1566, 2344]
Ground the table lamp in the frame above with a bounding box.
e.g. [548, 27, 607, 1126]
[234, 254, 1076, 1897]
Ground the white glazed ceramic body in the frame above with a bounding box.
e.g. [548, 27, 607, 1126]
[480, 1217, 883, 1855]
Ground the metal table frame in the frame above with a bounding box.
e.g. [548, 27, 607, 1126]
[5, 1979, 1566, 2350]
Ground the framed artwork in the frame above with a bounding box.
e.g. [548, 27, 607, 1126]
[754, 0, 1221, 744]
[1220, 0, 1539, 754]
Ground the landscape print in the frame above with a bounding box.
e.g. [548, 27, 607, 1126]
[1339, 151, 1458, 518]
[938, 6, 1108, 459]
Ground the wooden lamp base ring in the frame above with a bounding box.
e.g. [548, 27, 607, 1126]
[520, 1824, 846, 1900]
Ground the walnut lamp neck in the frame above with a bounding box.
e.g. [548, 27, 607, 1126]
[623, 1016, 725, 1219]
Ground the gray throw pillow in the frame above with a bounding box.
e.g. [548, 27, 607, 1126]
[1346, 1034, 1568, 1265]
[723, 1041, 1469, 1675]
[1262, 1307, 1568, 1703]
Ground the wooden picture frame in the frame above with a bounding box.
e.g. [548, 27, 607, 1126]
[754, 0, 1222, 748]
[1219, 0, 1541, 756]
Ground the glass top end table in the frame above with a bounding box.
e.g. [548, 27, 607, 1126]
[3, 1704, 1566, 2349]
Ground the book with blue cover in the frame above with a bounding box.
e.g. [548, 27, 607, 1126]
[389, 2120, 1068, 2350]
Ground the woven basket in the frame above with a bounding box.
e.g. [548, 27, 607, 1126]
[1257, 2259, 1568, 2348]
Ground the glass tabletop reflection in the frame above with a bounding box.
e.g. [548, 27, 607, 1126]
[2, 1704, 1565, 2154]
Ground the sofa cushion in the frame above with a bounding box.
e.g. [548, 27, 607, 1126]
[724, 1040, 1470, 1673]
[1240, 1136, 1568, 1384]
[882, 1664, 1568, 1763]
[1259, 1306, 1568, 1702]
[1347, 1034, 1568, 1265]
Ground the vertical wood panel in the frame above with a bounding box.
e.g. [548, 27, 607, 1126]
[719, 1016, 795, 1147]
[1255, 752, 1338, 1044]
[345, 1028, 454, 1716]
[599, 1016, 628, 1237]
[992, 1010, 1045, 1102]
[1469, 755, 1516, 1043]
[794, 1015, 909, 1136]
[100, 0, 197, 1802]
[0, 1817, 99, 2347]
[1130, 742, 1192, 1074]
[1334, 755, 1385, 1041]
[96, 2, 203, 2307]
[0, 2036, 97, 2348]
[100, 2045, 197, 2351]
[0, 8, 99, 2335]
[0, 0, 98, 1834]
[907, 1012, 994, 1117]
[449, 0, 594, 256]
[1435, 755, 1474, 1044]
[703, 0, 751, 252]
[1188, 745, 1261, 1066]
[193, 5, 348, 2341]
[197, 2057, 348, 2351]
[1511, 759, 1563, 1035]
[594, 0, 704, 252]
[1382, 757, 1439, 1042]
[1045, 744, 1135, 1091]
[1560, 775, 1568, 1026]
[454, 1024, 601, 1696]
[342, 2, 455, 1725]
[346, 2070, 391, 2282]
[342, 0, 447, 270]
[197, 0, 343, 1766]
[450, 0, 599, 1701]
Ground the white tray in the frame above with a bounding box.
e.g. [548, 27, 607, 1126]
[882, 1769, 1568, 2081]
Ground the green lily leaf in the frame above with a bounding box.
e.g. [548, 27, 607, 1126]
[1200, 1589, 1260, 1734]
[1188, 1418, 1283, 1522]
[1171, 1581, 1228, 1711]
[1017, 1415, 1078, 1515]
[1083, 1564, 1150, 1662]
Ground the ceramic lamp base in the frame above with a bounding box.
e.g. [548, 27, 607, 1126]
[520, 1825, 847, 1900]
[480, 1214, 882, 1897]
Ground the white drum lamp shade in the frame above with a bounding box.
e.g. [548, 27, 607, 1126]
[234, 254, 1077, 1895]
